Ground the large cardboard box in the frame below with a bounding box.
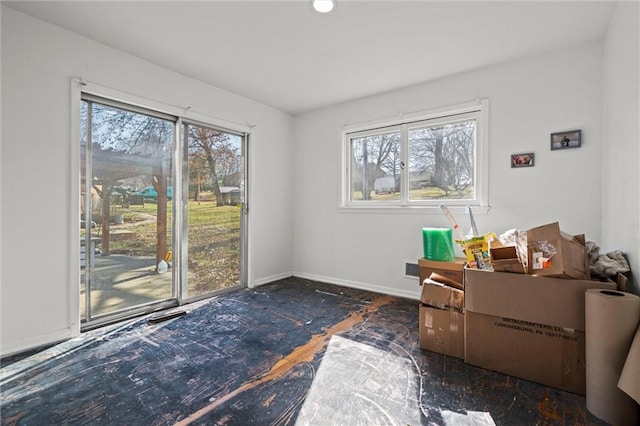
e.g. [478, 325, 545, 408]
[526, 222, 588, 279]
[419, 305, 464, 359]
[464, 268, 616, 395]
[418, 258, 466, 287]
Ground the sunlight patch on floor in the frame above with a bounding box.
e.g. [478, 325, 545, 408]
[441, 409, 496, 425]
[295, 334, 422, 425]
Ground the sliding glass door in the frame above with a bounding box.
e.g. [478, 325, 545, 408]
[80, 96, 177, 326]
[80, 93, 248, 328]
[183, 122, 246, 299]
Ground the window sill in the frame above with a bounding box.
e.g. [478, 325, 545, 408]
[337, 205, 490, 215]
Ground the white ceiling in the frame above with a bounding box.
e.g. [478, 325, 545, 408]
[3, 0, 618, 115]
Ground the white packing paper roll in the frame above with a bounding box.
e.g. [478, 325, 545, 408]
[585, 289, 640, 425]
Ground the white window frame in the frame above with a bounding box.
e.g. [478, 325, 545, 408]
[340, 99, 489, 213]
[345, 125, 404, 207]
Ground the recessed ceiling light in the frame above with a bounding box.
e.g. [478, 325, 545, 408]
[313, 0, 335, 14]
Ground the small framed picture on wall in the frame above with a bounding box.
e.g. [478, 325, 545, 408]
[511, 153, 534, 168]
[551, 129, 581, 150]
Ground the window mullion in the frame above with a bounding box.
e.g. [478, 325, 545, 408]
[400, 124, 409, 205]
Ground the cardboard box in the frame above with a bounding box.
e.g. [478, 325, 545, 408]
[526, 222, 588, 279]
[420, 281, 464, 312]
[419, 305, 464, 359]
[463, 268, 616, 395]
[490, 246, 525, 273]
[418, 258, 466, 288]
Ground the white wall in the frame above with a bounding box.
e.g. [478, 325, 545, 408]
[3, 3, 637, 357]
[293, 42, 605, 299]
[602, 1, 640, 295]
[0, 7, 294, 356]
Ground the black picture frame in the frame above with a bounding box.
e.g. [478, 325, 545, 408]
[511, 152, 534, 168]
[551, 129, 581, 150]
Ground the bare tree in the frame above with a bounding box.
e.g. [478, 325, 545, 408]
[187, 126, 240, 207]
[351, 132, 400, 200]
[408, 120, 475, 196]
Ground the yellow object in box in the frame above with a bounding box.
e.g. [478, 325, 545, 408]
[457, 234, 492, 270]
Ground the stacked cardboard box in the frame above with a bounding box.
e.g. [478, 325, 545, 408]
[416, 222, 619, 395]
[464, 268, 615, 395]
[418, 258, 466, 359]
[418, 258, 466, 286]
[489, 246, 525, 273]
[462, 222, 612, 395]
[526, 222, 589, 279]
[487, 221, 589, 279]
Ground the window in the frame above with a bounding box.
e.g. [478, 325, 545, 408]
[343, 100, 488, 209]
[349, 128, 402, 201]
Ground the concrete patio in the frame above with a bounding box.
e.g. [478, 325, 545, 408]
[81, 254, 173, 318]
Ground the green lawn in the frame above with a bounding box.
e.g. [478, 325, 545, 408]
[101, 198, 241, 296]
[352, 186, 473, 200]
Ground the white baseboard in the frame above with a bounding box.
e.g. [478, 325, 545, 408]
[1, 328, 73, 358]
[249, 271, 294, 288]
[292, 272, 420, 301]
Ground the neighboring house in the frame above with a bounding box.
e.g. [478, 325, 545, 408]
[374, 177, 396, 194]
[220, 187, 241, 205]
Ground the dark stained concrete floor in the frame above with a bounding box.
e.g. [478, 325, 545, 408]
[0, 277, 608, 425]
